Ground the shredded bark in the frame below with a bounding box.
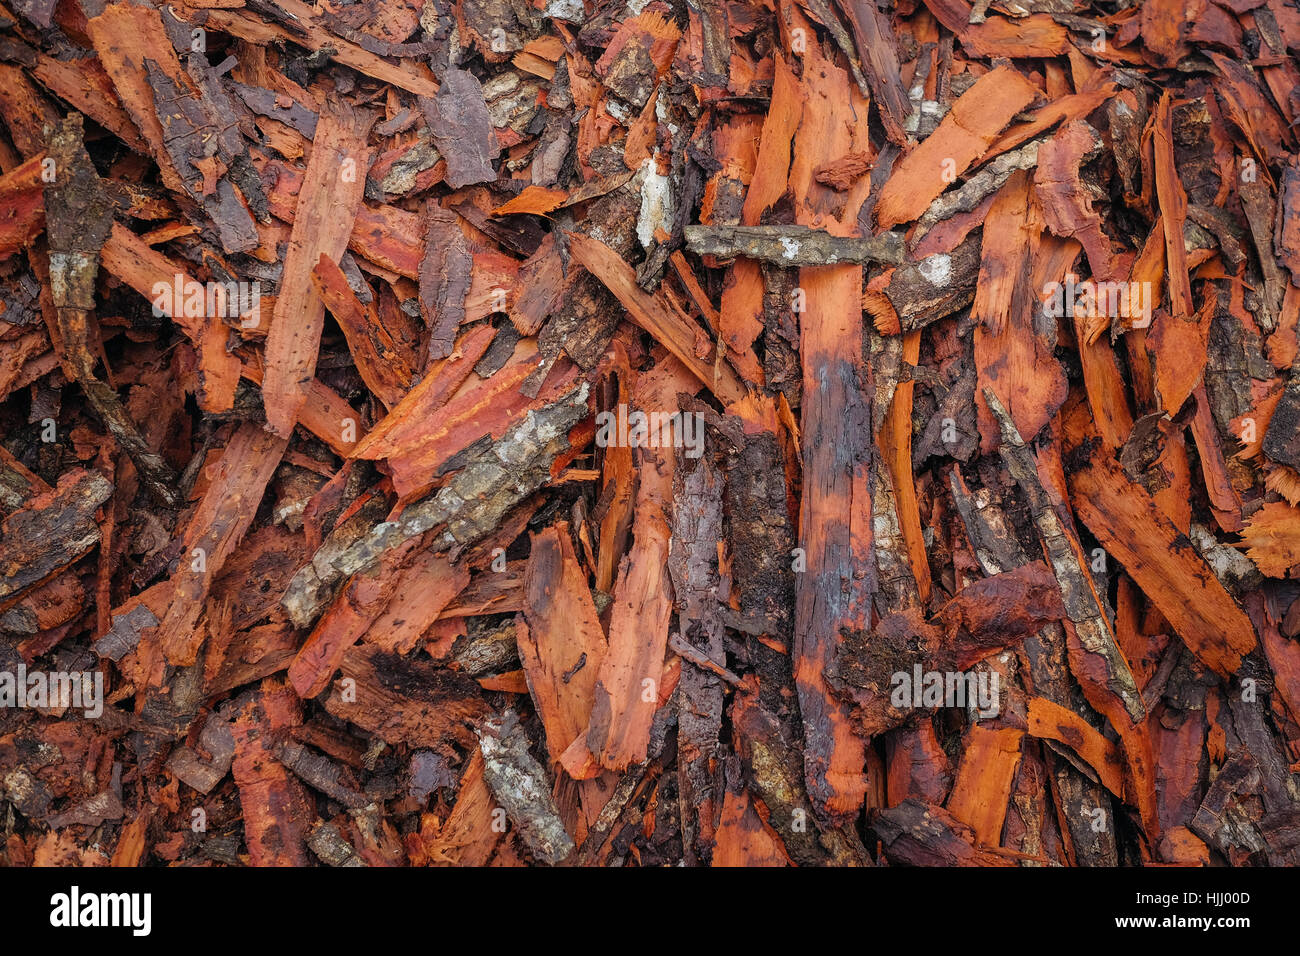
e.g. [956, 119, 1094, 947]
[1, 0, 1298, 873]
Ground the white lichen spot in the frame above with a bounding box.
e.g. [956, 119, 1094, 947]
[544, 0, 584, 22]
[654, 91, 678, 135]
[918, 253, 952, 286]
[1189, 522, 1258, 585]
[605, 97, 632, 123]
[779, 236, 801, 260]
[636, 153, 673, 251]
[481, 73, 521, 99]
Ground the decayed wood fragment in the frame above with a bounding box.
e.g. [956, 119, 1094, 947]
[84, 2, 194, 196]
[323, 644, 486, 750]
[668, 443, 726, 863]
[837, 0, 909, 144]
[1263, 358, 1300, 471]
[1034, 121, 1112, 283]
[166, 713, 235, 795]
[145, 59, 259, 255]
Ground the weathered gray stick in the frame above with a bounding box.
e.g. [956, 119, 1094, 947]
[684, 224, 905, 266]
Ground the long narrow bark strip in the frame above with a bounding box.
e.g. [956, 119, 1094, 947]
[986, 389, 1145, 723]
[788, 44, 875, 822]
[587, 440, 674, 771]
[986, 390, 1160, 841]
[520, 524, 608, 764]
[44, 114, 178, 508]
[669, 444, 726, 863]
[262, 102, 375, 437]
[950, 472, 1119, 866]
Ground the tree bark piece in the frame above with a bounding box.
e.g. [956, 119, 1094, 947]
[684, 224, 904, 267]
[44, 115, 178, 508]
[874, 65, 1040, 230]
[262, 102, 375, 437]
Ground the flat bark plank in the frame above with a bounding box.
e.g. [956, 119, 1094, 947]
[262, 102, 375, 437]
[585, 438, 674, 771]
[945, 725, 1023, 847]
[230, 680, 313, 866]
[788, 44, 875, 821]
